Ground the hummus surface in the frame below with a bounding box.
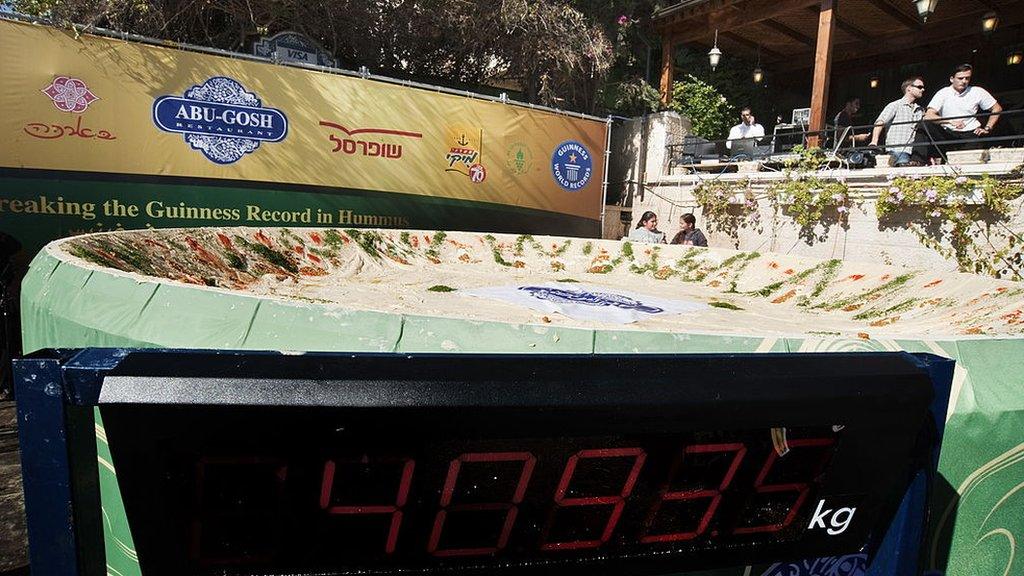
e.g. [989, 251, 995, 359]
[53, 227, 1024, 339]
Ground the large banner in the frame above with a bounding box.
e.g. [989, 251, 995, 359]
[0, 18, 606, 257]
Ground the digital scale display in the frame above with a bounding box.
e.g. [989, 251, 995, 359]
[62, 351, 938, 575]
[110, 413, 841, 573]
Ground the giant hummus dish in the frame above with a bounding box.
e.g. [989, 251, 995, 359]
[49, 227, 1024, 339]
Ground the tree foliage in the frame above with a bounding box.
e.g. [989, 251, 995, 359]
[668, 75, 731, 139]
[9, 0, 661, 114]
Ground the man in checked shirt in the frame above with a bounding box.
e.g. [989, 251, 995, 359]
[869, 77, 926, 167]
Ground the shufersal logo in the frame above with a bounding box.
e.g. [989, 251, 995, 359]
[153, 76, 288, 164]
[550, 140, 593, 192]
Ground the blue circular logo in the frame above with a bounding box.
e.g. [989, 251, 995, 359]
[551, 140, 593, 192]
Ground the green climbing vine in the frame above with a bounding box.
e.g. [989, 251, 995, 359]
[877, 172, 1024, 278]
[692, 178, 761, 244]
[767, 175, 852, 229]
[688, 151, 1024, 278]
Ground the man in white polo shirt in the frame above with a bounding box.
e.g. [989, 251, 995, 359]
[917, 63, 1002, 163]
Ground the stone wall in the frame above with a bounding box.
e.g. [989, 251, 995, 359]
[606, 111, 691, 212]
[621, 170, 1024, 275]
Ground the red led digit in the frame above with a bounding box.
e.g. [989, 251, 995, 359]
[427, 452, 536, 557]
[733, 438, 835, 534]
[540, 447, 647, 551]
[190, 457, 288, 565]
[640, 443, 747, 543]
[319, 457, 415, 554]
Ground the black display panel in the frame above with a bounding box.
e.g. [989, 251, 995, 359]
[96, 352, 936, 576]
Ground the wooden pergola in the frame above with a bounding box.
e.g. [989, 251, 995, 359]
[654, 0, 1024, 142]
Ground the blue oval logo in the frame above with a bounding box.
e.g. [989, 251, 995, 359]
[518, 286, 664, 314]
[153, 76, 288, 165]
[551, 140, 593, 192]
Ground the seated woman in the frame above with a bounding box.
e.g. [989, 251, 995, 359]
[627, 211, 666, 244]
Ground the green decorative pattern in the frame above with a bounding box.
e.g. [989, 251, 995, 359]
[95, 410, 142, 576]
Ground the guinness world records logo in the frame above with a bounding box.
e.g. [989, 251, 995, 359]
[551, 140, 593, 191]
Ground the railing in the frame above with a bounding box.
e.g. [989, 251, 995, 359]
[665, 108, 1024, 173]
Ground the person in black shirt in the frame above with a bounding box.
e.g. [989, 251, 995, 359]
[670, 213, 708, 247]
[833, 97, 869, 146]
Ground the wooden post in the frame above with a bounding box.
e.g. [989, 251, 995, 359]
[808, 0, 836, 148]
[660, 36, 674, 105]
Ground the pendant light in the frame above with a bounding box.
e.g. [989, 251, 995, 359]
[752, 44, 763, 84]
[708, 30, 722, 71]
[982, 12, 999, 35]
[915, 0, 938, 22]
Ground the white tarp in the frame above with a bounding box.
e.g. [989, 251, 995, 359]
[463, 283, 707, 324]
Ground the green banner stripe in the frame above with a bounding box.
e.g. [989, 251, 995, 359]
[0, 170, 600, 256]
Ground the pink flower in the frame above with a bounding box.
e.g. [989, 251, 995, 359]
[889, 186, 900, 194]
[955, 176, 968, 185]
[930, 209, 941, 217]
[837, 206, 849, 213]
[925, 189, 938, 202]
[42, 76, 98, 113]
[896, 191, 905, 202]
[617, 15, 629, 25]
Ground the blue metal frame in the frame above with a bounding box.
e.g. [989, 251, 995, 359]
[14, 351, 85, 576]
[865, 352, 954, 576]
[14, 349, 954, 576]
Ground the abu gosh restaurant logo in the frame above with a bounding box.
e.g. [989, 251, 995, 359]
[23, 76, 117, 141]
[444, 127, 487, 184]
[152, 76, 288, 165]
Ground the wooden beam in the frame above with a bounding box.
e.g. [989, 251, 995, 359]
[719, 31, 786, 60]
[972, 0, 1000, 10]
[660, 36, 674, 105]
[808, 0, 836, 148]
[826, 38, 976, 74]
[761, 18, 817, 46]
[668, 0, 820, 44]
[772, 7, 1024, 72]
[860, 0, 922, 30]
[804, 7, 870, 41]
[653, 0, 743, 31]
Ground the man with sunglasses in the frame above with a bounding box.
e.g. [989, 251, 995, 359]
[870, 77, 926, 167]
